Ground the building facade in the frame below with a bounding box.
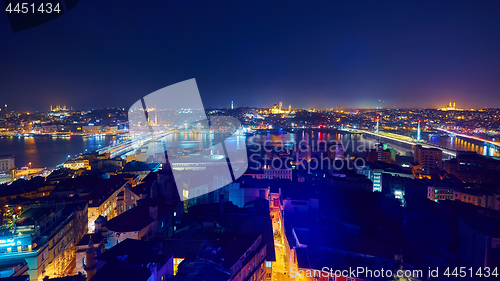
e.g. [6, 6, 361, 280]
[0, 155, 15, 172]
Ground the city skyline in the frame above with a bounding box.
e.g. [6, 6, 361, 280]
[2, 1, 500, 280]
[1, 1, 500, 111]
[0, 100, 486, 113]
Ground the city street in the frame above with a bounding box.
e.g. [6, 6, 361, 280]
[271, 209, 293, 281]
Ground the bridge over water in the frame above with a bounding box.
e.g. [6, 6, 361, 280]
[342, 128, 458, 156]
[434, 128, 500, 149]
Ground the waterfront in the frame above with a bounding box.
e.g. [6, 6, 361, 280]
[0, 135, 118, 168]
[1, 130, 499, 170]
[248, 129, 500, 158]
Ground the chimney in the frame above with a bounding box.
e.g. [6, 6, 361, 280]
[85, 240, 97, 281]
[164, 181, 174, 204]
[149, 204, 158, 220]
[149, 263, 158, 280]
[485, 236, 492, 267]
[94, 216, 107, 234]
[219, 194, 224, 214]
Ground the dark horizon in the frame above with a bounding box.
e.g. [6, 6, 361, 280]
[1, 0, 500, 111]
[4, 105, 500, 114]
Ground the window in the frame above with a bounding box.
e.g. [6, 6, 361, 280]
[266, 262, 272, 268]
[83, 257, 86, 266]
[174, 212, 177, 217]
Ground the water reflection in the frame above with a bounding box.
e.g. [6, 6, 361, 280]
[248, 130, 500, 158]
[2, 130, 499, 169]
[0, 135, 114, 168]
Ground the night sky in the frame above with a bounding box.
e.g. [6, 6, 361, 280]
[1, 0, 500, 111]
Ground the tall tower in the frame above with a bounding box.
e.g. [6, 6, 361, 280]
[279, 101, 282, 112]
[288, 104, 291, 113]
[376, 117, 380, 133]
[153, 105, 157, 126]
[84, 240, 97, 281]
[417, 121, 421, 141]
[231, 101, 234, 110]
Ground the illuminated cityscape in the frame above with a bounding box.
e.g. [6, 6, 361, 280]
[2, 0, 500, 280]
[0, 101, 499, 280]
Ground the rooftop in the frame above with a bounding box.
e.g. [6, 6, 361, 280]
[172, 257, 231, 281]
[122, 161, 161, 172]
[0, 155, 14, 159]
[105, 197, 174, 232]
[96, 238, 171, 266]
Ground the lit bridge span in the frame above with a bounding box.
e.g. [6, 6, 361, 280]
[341, 128, 457, 157]
[434, 128, 500, 149]
[96, 129, 219, 158]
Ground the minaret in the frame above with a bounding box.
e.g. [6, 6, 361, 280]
[84, 240, 97, 281]
[417, 121, 421, 141]
[288, 104, 291, 113]
[231, 101, 234, 110]
[279, 101, 282, 112]
[376, 117, 379, 133]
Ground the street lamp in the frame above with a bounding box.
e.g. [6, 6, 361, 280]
[28, 162, 31, 169]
